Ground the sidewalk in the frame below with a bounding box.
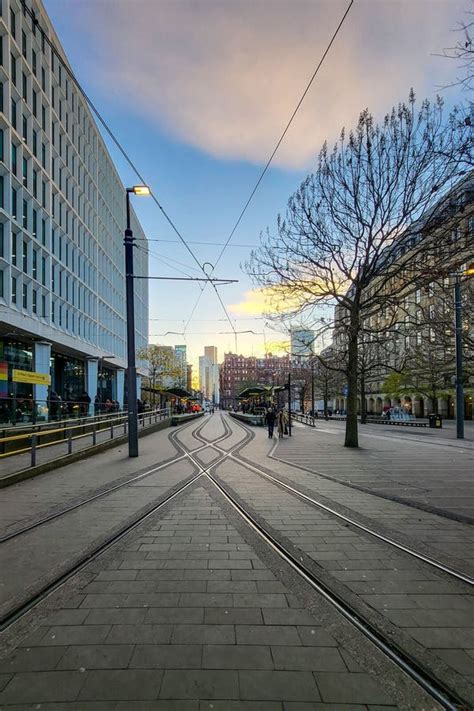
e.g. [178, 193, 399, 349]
[0, 484, 417, 708]
[279, 421, 474, 521]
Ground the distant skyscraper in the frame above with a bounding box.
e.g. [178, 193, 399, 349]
[199, 346, 219, 403]
[186, 364, 193, 392]
[291, 329, 314, 358]
[204, 346, 218, 364]
[174, 345, 187, 388]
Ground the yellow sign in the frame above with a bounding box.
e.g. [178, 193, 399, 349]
[12, 369, 51, 386]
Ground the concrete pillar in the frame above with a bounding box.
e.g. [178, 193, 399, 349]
[438, 398, 448, 417]
[137, 375, 142, 404]
[116, 369, 125, 410]
[86, 359, 98, 416]
[34, 341, 51, 420]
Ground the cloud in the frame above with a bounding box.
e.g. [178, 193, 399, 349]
[229, 286, 306, 316]
[64, 0, 465, 169]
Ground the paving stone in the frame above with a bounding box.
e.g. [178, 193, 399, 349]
[57, 644, 134, 670]
[406, 627, 474, 648]
[106, 624, 173, 644]
[85, 607, 148, 625]
[314, 672, 395, 704]
[146, 607, 204, 624]
[200, 702, 282, 710]
[203, 644, 274, 670]
[236, 626, 301, 646]
[239, 670, 321, 701]
[171, 624, 235, 645]
[160, 670, 239, 699]
[271, 646, 347, 672]
[434, 649, 474, 675]
[179, 593, 234, 607]
[0, 671, 86, 703]
[297, 628, 338, 647]
[0, 674, 12, 692]
[207, 581, 257, 593]
[79, 669, 163, 700]
[263, 609, 317, 626]
[33, 625, 111, 646]
[204, 608, 263, 625]
[43, 609, 90, 626]
[231, 570, 277, 581]
[0, 646, 65, 673]
[130, 644, 202, 668]
[233, 593, 288, 608]
[117, 703, 198, 710]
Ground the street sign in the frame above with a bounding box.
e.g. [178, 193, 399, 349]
[342, 384, 349, 396]
[12, 369, 51, 386]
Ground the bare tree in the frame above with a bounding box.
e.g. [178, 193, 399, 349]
[247, 93, 472, 447]
[439, 0, 474, 92]
[137, 345, 182, 404]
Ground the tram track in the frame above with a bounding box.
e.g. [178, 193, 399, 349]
[170, 416, 469, 711]
[1, 413, 471, 708]
[0, 416, 253, 632]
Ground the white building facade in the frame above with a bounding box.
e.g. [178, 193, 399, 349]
[0, 0, 148, 420]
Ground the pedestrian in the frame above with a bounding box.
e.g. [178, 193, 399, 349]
[81, 390, 91, 416]
[265, 407, 276, 438]
[277, 409, 286, 438]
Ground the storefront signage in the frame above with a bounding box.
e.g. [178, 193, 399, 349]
[12, 369, 51, 386]
[0, 362, 7, 398]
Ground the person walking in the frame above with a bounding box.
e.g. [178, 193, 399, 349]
[265, 407, 276, 438]
[277, 409, 286, 438]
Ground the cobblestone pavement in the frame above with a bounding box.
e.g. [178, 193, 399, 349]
[0, 413, 472, 708]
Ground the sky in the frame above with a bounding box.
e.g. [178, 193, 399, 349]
[44, 0, 466, 372]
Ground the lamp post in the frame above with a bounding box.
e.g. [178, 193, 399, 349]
[125, 185, 150, 457]
[454, 263, 474, 440]
[311, 358, 315, 423]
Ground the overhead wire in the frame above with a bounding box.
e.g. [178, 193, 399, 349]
[181, 0, 355, 336]
[19, 0, 235, 335]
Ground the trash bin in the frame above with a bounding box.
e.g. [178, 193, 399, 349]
[428, 414, 442, 429]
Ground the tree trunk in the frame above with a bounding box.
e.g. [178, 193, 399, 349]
[323, 390, 329, 421]
[344, 315, 359, 448]
[360, 372, 367, 424]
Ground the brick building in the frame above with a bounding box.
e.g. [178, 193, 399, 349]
[219, 352, 290, 409]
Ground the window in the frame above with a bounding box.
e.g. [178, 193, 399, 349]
[0, 223, 3, 257]
[32, 91, 37, 117]
[32, 209, 37, 237]
[22, 156, 27, 185]
[11, 232, 17, 265]
[11, 276, 17, 303]
[11, 98, 17, 130]
[32, 130, 37, 157]
[11, 188, 17, 219]
[51, 264, 55, 292]
[41, 143, 46, 168]
[10, 53, 16, 85]
[41, 67, 45, 91]
[0, 81, 3, 112]
[32, 289, 37, 313]
[22, 115, 27, 142]
[41, 293, 46, 317]
[41, 218, 46, 245]
[32, 50, 37, 76]
[22, 72, 27, 101]
[22, 30, 27, 58]
[22, 282, 27, 308]
[10, 9, 16, 40]
[51, 299, 55, 322]
[33, 169, 37, 198]
[22, 199, 27, 229]
[42, 105, 46, 130]
[22, 239, 27, 272]
[0, 128, 3, 161]
[0, 270, 3, 298]
[11, 143, 17, 174]
[41, 256, 46, 285]
[32, 249, 37, 279]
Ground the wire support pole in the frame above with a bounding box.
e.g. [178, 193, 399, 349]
[454, 277, 464, 440]
[125, 192, 139, 458]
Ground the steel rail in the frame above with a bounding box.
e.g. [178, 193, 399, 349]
[0, 416, 215, 544]
[173, 419, 464, 710]
[223, 416, 473, 586]
[0, 416, 254, 631]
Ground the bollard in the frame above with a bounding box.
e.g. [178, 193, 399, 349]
[92, 424, 97, 446]
[110, 423, 114, 439]
[67, 429, 73, 454]
[31, 434, 37, 467]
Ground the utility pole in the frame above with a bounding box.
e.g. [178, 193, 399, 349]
[454, 276, 464, 440]
[288, 370, 292, 436]
[311, 358, 315, 425]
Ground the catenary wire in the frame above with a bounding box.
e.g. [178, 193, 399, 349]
[19, 0, 235, 334]
[181, 0, 355, 337]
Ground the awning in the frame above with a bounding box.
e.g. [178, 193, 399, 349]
[237, 385, 273, 399]
[163, 387, 193, 399]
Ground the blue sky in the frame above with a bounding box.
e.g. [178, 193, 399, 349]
[44, 0, 465, 369]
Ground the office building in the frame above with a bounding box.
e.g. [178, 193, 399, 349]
[0, 0, 148, 420]
[174, 344, 187, 388]
[199, 345, 219, 403]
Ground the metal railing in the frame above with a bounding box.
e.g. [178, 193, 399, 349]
[0, 407, 171, 470]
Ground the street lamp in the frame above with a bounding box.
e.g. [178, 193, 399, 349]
[125, 185, 150, 457]
[454, 262, 474, 440]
